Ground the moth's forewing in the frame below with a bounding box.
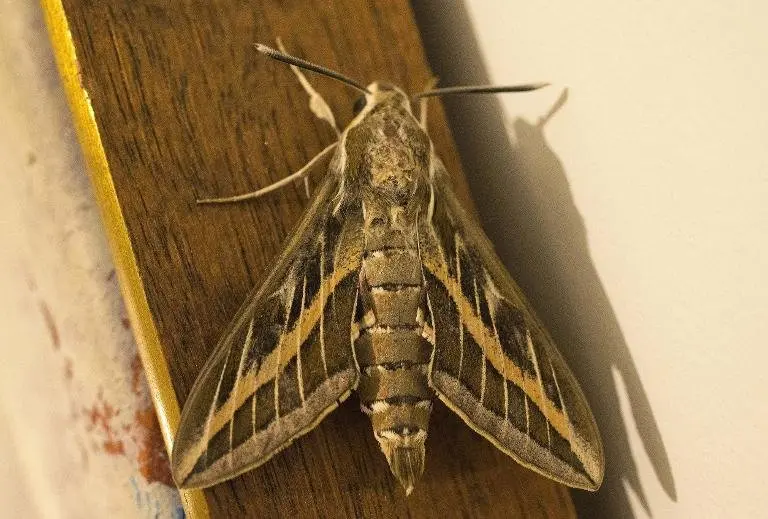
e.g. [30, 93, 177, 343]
[420, 161, 604, 490]
[172, 175, 365, 488]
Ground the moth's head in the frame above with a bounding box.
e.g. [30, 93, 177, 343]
[253, 45, 435, 205]
[341, 81, 432, 204]
[351, 81, 413, 118]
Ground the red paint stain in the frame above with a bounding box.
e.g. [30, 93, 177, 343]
[39, 301, 60, 349]
[121, 317, 131, 330]
[133, 408, 174, 486]
[104, 438, 126, 455]
[80, 356, 174, 487]
[130, 354, 174, 485]
[130, 355, 143, 395]
[83, 392, 125, 457]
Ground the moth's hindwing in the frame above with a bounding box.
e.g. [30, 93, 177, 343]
[421, 163, 604, 490]
[172, 175, 364, 488]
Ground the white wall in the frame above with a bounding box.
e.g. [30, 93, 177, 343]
[415, 2, 768, 518]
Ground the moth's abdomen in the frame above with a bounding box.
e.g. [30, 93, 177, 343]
[355, 243, 434, 494]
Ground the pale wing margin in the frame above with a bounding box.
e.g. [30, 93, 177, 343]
[172, 174, 364, 488]
[420, 164, 604, 490]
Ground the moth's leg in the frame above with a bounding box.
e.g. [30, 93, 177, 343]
[276, 38, 340, 136]
[275, 38, 340, 197]
[419, 77, 439, 130]
[196, 142, 337, 204]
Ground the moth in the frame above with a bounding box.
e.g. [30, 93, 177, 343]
[171, 42, 604, 495]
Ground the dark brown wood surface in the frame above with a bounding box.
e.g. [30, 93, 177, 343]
[57, 1, 577, 517]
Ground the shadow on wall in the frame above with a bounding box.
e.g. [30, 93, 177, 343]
[412, 3, 677, 518]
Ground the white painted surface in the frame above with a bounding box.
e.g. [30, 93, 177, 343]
[416, 2, 768, 517]
[0, 3, 182, 518]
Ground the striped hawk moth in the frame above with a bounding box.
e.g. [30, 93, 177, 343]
[171, 43, 604, 496]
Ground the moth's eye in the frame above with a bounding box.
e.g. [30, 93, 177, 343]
[353, 95, 367, 115]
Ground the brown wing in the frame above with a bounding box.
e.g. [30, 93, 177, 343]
[172, 175, 364, 488]
[419, 164, 604, 490]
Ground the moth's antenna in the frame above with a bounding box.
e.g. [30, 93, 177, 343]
[413, 82, 549, 100]
[255, 44, 371, 95]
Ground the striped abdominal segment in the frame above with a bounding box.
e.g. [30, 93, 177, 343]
[354, 219, 435, 494]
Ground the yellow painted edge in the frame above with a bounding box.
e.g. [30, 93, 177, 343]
[39, 1, 209, 516]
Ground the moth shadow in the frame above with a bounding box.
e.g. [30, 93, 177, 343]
[413, 4, 677, 518]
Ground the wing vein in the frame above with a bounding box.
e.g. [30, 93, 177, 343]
[229, 318, 255, 454]
[549, 356, 572, 448]
[524, 395, 530, 445]
[455, 236, 464, 380]
[202, 345, 233, 469]
[350, 288, 361, 372]
[474, 277, 487, 404]
[296, 275, 308, 404]
[319, 235, 329, 378]
[488, 290, 508, 421]
[526, 329, 551, 449]
[275, 283, 297, 419]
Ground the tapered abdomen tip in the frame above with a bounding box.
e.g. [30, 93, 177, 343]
[375, 430, 427, 495]
[390, 445, 425, 495]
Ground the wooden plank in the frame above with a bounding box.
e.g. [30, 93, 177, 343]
[43, 0, 578, 517]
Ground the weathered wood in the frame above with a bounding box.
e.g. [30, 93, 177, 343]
[47, 0, 577, 517]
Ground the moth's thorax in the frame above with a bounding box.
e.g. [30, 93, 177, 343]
[341, 83, 431, 205]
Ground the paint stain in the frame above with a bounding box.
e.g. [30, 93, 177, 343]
[84, 392, 125, 456]
[63, 357, 73, 382]
[104, 438, 126, 455]
[130, 355, 174, 486]
[131, 355, 143, 395]
[25, 271, 38, 291]
[39, 301, 60, 349]
[27, 271, 178, 491]
[80, 357, 174, 487]
[133, 407, 174, 486]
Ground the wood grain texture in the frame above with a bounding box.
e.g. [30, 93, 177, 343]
[56, 0, 577, 517]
